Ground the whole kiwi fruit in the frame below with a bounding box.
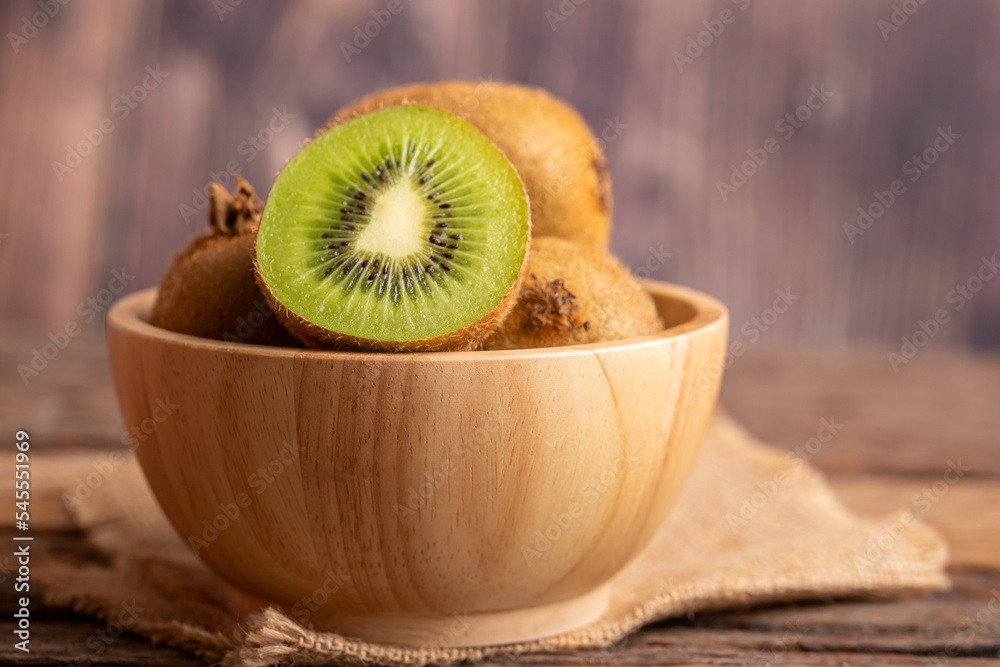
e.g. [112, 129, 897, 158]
[254, 105, 532, 352]
[150, 176, 300, 347]
[326, 81, 612, 248]
[481, 237, 663, 350]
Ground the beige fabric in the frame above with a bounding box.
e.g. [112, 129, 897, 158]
[37, 413, 948, 666]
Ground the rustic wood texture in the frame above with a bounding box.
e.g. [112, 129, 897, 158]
[101, 283, 726, 646]
[1, 0, 999, 348]
[0, 337, 997, 664]
[720, 349, 1000, 477]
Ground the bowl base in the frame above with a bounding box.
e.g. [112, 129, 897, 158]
[225, 583, 611, 648]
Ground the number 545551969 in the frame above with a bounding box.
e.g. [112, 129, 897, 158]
[14, 430, 29, 523]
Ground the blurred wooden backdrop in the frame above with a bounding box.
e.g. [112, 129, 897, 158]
[1, 0, 998, 348]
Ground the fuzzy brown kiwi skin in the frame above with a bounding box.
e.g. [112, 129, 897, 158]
[325, 81, 612, 248]
[150, 176, 301, 348]
[480, 236, 663, 350]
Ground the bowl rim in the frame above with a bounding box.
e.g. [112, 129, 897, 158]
[107, 280, 727, 361]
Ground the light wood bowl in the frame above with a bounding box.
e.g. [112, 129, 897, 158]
[106, 281, 727, 647]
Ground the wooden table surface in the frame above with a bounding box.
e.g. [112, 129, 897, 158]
[1, 332, 998, 666]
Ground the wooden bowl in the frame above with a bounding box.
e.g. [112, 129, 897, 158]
[106, 281, 727, 647]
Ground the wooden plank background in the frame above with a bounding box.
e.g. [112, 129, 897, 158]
[1, 0, 998, 348]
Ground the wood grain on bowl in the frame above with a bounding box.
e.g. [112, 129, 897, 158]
[104, 281, 727, 647]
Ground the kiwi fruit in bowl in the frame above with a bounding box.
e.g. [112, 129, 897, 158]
[150, 177, 300, 347]
[481, 236, 664, 350]
[255, 104, 531, 352]
[327, 81, 613, 248]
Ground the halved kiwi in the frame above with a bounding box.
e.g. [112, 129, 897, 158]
[255, 105, 531, 351]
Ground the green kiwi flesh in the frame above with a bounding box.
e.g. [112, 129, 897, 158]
[255, 105, 530, 351]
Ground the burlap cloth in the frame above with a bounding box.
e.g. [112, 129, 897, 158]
[36, 413, 948, 666]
